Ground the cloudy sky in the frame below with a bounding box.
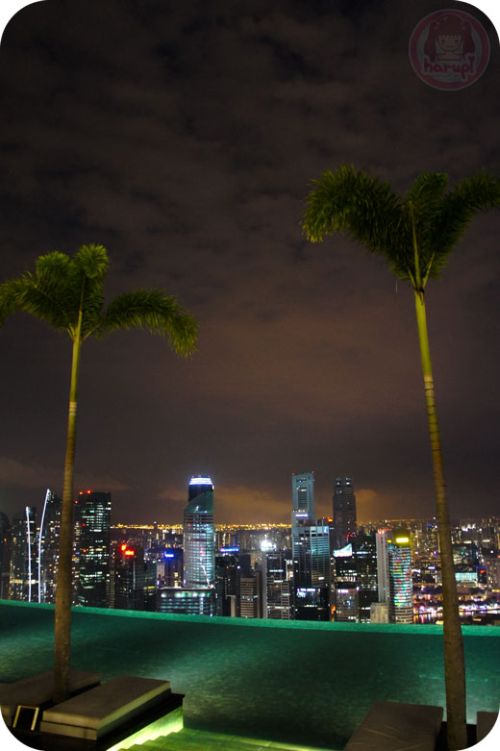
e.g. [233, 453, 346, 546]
[0, 0, 499, 524]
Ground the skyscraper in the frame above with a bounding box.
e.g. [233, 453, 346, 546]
[388, 529, 413, 624]
[353, 532, 378, 622]
[293, 523, 331, 620]
[114, 542, 156, 611]
[38, 489, 61, 604]
[9, 506, 37, 602]
[376, 527, 392, 603]
[0, 512, 11, 600]
[76, 490, 112, 608]
[291, 472, 315, 542]
[332, 476, 357, 550]
[183, 476, 215, 588]
[262, 550, 292, 620]
[291, 472, 329, 620]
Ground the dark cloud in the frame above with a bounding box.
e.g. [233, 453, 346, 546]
[0, 0, 499, 523]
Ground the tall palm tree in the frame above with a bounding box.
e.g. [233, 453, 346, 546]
[302, 166, 500, 751]
[0, 244, 197, 702]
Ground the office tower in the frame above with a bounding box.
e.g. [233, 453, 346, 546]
[353, 532, 378, 622]
[293, 523, 330, 621]
[376, 528, 392, 602]
[291, 472, 330, 620]
[215, 552, 239, 616]
[262, 550, 292, 620]
[332, 543, 358, 621]
[291, 472, 315, 545]
[9, 506, 37, 601]
[114, 542, 156, 611]
[453, 541, 480, 585]
[158, 548, 183, 588]
[332, 476, 357, 550]
[239, 571, 262, 618]
[0, 512, 11, 599]
[157, 586, 215, 615]
[159, 476, 216, 616]
[38, 489, 61, 603]
[388, 529, 413, 623]
[76, 490, 112, 607]
[332, 532, 378, 622]
[183, 476, 215, 589]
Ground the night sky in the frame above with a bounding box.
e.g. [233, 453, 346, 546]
[0, 1, 499, 525]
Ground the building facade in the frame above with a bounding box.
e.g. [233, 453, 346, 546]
[388, 529, 413, 623]
[332, 476, 357, 550]
[76, 490, 112, 607]
[183, 476, 215, 589]
[38, 489, 61, 604]
[9, 506, 37, 602]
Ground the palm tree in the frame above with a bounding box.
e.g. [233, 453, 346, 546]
[0, 244, 197, 702]
[302, 166, 500, 751]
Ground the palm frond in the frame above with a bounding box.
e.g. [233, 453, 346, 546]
[97, 289, 198, 355]
[74, 244, 109, 280]
[428, 172, 500, 278]
[303, 165, 410, 279]
[0, 274, 73, 330]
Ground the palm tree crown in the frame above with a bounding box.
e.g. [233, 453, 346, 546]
[0, 243, 197, 352]
[303, 165, 500, 291]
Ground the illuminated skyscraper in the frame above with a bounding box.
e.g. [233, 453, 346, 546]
[183, 476, 215, 589]
[291, 472, 329, 620]
[293, 523, 330, 621]
[388, 529, 413, 623]
[332, 476, 357, 549]
[0, 512, 11, 599]
[76, 491, 112, 607]
[38, 489, 61, 604]
[376, 527, 392, 603]
[9, 506, 37, 602]
[262, 551, 292, 620]
[291, 472, 315, 544]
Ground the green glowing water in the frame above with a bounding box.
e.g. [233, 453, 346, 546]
[1, 601, 498, 749]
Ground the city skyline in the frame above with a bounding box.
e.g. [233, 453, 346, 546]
[1, 1, 500, 525]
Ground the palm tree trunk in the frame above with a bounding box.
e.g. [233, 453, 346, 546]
[414, 291, 467, 751]
[53, 311, 83, 703]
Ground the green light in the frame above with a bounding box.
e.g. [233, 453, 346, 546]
[105, 706, 183, 750]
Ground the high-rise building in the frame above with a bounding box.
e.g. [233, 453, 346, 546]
[239, 572, 262, 618]
[332, 476, 357, 550]
[114, 542, 156, 611]
[215, 552, 239, 616]
[38, 489, 61, 604]
[333, 543, 358, 621]
[388, 529, 413, 623]
[291, 472, 315, 542]
[0, 512, 11, 599]
[183, 476, 215, 589]
[353, 532, 378, 622]
[262, 550, 292, 620]
[76, 490, 112, 608]
[9, 506, 37, 602]
[291, 473, 329, 620]
[376, 528, 392, 603]
[292, 523, 330, 621]
[157, 586, 215, 615]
